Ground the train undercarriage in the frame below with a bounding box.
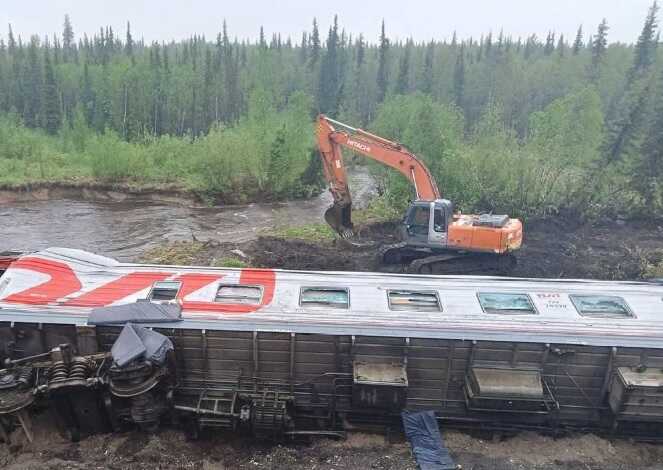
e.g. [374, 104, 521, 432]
[2, 321, 663, 443]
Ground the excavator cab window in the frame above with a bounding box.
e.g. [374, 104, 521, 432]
[406, 205, 430, 236]
[434, 208, 446, 233]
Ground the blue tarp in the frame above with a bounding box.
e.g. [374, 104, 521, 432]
[402, 410, 456, 470]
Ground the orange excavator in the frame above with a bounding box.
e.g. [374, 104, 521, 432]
[316, 115, 523, 274]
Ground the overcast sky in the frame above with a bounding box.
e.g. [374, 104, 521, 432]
[1, 0, 656, 45]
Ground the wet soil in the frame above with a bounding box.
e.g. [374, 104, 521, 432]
[168, 217, 663, 281]
[3, 413, 663, 470]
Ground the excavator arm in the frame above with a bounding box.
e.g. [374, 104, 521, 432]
[317, 114, 441, 235]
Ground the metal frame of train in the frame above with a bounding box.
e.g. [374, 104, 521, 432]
[1, 247, 663, 442]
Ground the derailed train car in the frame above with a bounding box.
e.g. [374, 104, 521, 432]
[1, 247, 663, 441]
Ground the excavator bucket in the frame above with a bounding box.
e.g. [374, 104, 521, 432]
[324, 202, 354, 238]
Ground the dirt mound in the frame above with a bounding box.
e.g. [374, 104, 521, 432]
[512, 217, 663, 280]
[246, 236, 374, 272]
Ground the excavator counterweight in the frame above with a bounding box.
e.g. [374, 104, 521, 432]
[315, 114, 523, 274]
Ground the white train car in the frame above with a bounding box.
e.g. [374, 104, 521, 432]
[1, 247, 663, 439]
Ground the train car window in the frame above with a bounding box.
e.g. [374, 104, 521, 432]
[215, 285, 263, 305]
[478, 293, 536, 315]
[388, 290, 441, 312]
[148, 281, 182, 301]
[300, 287, 349, 309]
[570, 295, 633, 318]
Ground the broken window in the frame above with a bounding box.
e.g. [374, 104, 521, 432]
[215, 285, 263, 305]
[388, 290, 441, 312]
[300, 287, 349, 309]
[148, 281, 182, 301]
[478, 293, 536, 315]
[570, 295, 633, 318]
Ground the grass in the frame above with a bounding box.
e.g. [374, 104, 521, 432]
[265, 197, 403, 243]
[141, 241, 206, 265]
[267, 223, 336, 242]
[214, 257, 248, 268]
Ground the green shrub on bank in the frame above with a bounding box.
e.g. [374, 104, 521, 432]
[0, 91, 314, 202]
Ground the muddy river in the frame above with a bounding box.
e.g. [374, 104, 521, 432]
[0, 168, 377, 261]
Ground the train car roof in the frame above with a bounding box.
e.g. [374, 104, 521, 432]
[1, 247, 663, 348]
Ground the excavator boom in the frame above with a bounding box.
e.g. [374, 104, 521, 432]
[316, 115, 440, 235]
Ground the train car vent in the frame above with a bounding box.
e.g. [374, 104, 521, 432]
[300, 287, 349, 309]
[465, 367, 556, 413]
[148, 281, 182, 302]
[570, 295, 633, 318]
[609, 367, 663, 422]
[215, 285, 263, 305]
[352, 361, 408, 410]
[388, 290, 441, 312]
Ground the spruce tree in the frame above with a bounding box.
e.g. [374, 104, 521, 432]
[544, 31, 555, 55]
[356, 34, 365, 68]
[631, 1, 659, 78]
[395, 39, 412, 95]
[62, 14, 74, 62]
[453, 44, 466, 108]
[603, 4, 659, 163]
[8, 24, 16, 53]
[125, 22, 134, 62]
[376, 20, 389, 103]
[259, 26, 267, 49]
[299, 31, 308, 65]
[222, 21, 239, 122]
[318, 16, 340, 114]
[23, 36, 42, 128]
[572, 25, 584, 55]
[421, 40, 434, 94]
[484, 32, 493, 58]
[81, 60, 95, 125]
[557, 34, 566, 57]
[42, 49, 61, 134]
[309, 19, 320, 70]
[637, 68, 663, 209]
[590, 19, 608, 83]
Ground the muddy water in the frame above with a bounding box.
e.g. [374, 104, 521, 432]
[0, 168, 378, 261]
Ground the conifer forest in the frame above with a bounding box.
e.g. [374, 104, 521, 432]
[1, 4, 663, 219]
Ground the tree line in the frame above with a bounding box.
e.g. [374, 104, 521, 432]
[1, 4, 662, 217]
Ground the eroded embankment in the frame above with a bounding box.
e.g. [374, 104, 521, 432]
[0, 181, 203, 206]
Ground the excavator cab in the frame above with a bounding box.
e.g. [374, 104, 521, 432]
[403, 200, 453, 249]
